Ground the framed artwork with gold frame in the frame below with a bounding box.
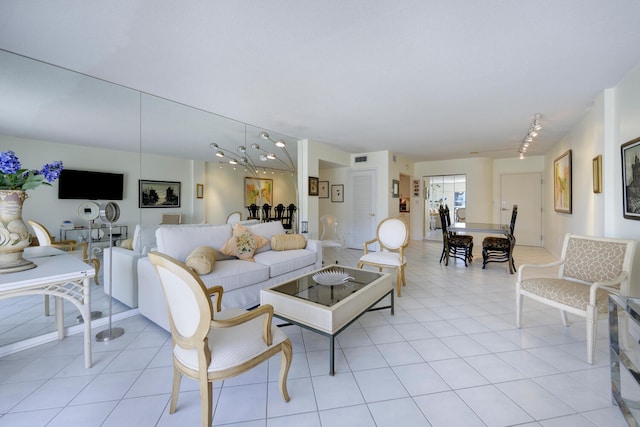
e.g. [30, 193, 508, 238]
[592, 155, 602, 194]
[553, 149, 572, 214]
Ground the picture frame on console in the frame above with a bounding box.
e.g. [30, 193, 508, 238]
[139, 180, 181, 208]
[622, 136, 640, 220]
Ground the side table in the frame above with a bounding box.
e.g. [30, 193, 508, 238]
[609, 294, 640, 426]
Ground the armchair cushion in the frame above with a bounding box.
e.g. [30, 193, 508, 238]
[271, 233, 306, 251]
[220, 223, 268, 261]
[520, 277, 610, 314]
[185, 246, 216, 275]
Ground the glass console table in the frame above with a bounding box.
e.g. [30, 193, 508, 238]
[609, 294, 640, 426]
[60, 224, 128, 251]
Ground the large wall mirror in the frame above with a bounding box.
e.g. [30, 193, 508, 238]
[0, 49, 300, 350]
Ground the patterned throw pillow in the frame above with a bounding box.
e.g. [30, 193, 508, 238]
[220, 223, 267, 261]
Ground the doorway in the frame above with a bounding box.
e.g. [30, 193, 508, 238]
[500, 173, 542, 247]
[348, 169, 377, 249]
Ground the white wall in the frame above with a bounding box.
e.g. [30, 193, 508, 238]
[1, 136, 261, 236]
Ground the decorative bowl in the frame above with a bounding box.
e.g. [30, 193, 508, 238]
[312, 270, 354, 286]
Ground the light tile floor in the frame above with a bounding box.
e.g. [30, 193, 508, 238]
[0, 240, 630, 426]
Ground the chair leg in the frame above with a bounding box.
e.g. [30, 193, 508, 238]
[396, 268, 402, 297]
[199, 377, 212, 427]
[560, 310, 569, 327]
[586, 304, 597, 364]
[515, 293, 522, 328]
[44, 295, 50, 316]
[169, 365, 182, 413]
[91, 258, 101, 286]
[279, 339, 293, 402]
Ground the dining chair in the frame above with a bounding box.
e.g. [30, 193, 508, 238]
[283, 204, 296, 232]
[273, 203, 286, 221]
[319, 214, 342, 265]
[438, 206, 473, 267]
[161, 213, 182, 224]
[225, 211, 242, 224]
[357, 217, 409, 297]
[482, 204, 518, 272]
[148, 251, 292, 427]
[516, 233, 636, 363]
[247, 204, 259, 219]
[261, 203, 272, 221]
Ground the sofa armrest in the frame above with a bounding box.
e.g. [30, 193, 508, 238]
[305, 239, 323, 269]
[104, 246, 145, 308]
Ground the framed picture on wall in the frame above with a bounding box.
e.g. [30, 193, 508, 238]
[553, 150, 572, 214]
[139, 180, 181, 208]
[319, 180, 329, 198]
[592, 155, 602, 194]
[245, 177, 273, 206]
[331, 184, 344, 202]
[309, 176, 319, 196]
[392, 179, 400, 198]
[622, 136, 640, 220]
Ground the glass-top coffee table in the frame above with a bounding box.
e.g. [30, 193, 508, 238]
[260, 265, 393, 375]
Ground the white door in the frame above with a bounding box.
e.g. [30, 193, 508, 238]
[500, 173, 542, 247]
[348, 170, 377, 249]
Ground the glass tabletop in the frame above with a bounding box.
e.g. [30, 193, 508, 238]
[270, 265, 386, 307]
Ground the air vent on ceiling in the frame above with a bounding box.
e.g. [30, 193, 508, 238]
[355, 156, 367, 163]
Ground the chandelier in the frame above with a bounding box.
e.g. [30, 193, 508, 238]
[209, 127, 296, 176]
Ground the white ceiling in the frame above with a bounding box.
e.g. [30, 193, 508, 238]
[1, 0, 640, 162]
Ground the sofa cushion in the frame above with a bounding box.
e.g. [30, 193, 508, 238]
[220, 223, 268, 261]
[247, 221, 286, 253]
[271, 233, 307, 251]
[253, 248, 317, 277]
[156, 224, 233, 261]
[199, 259, 270, 293]
[185, 246, 216, 275]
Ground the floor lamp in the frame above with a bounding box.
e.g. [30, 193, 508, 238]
[76, 202, 102, 322]
[95, 201, 124, 342]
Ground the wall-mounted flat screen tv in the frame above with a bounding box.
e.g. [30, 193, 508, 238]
[58, 169, 124, 200]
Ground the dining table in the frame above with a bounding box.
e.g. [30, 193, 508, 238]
[447, 222, 514, 273]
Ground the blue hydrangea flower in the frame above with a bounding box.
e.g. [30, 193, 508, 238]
[0, 151, 21, 175]
[0, 151, 63, 191]
[40, 161, 64, 183]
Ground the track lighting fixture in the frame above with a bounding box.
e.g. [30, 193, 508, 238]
[519, 113, 542, 159]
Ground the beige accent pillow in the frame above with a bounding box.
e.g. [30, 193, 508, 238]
[185, 246, 216, 275]
[271, 234, 307, 251]
[220, 223, 268, 262]
[118, 238, 134, 250]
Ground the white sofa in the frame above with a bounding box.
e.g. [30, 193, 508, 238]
[138, 221, 322, 331]
[104, 224, 159, 308]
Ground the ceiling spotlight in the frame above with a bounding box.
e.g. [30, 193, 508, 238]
[229, 159, 238, 165]
[519, 152, 524, 160]
[275, 140, 286, 148]
[523, 141, 530, 148]
[259, 131, 270, 140]
[267, 153, 276, 160]
[216, 151, 224, 158]
[530, 131, 538, 138]
[252, 143, 260, 150]
[209, 143, 219, 149]
[259, 154, 268, 161]
[533, 123, 542, 131]
[237, 146, 246, 153]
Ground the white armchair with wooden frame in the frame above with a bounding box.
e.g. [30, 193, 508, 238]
[516, 233, 636, 364]
[148, 251, 292, 427]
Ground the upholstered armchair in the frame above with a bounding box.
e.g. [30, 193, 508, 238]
[357, 217, 409, 297]
[516, 233, 636, 364]
[28, 220, 100, 285]
[148, 252, 292, 427]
